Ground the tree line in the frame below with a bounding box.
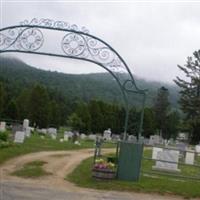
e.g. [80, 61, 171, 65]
[0, 81, 180, 139]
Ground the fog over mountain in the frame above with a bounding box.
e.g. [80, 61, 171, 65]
[0, 55, 180, 108]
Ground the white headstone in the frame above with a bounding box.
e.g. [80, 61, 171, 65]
[128, 135, 137, 142]
[64, 134, 69, 141]
[48, 128, 57, 135]
[25, 127, 31, 137]
[60, 138, 64, 143]
[80, 133, 86, 140]
[39, 129, 47, 134]
[74, 141, 81, 145]
[152, 147, 163, 160]
[88, 134, 96, 141]
[64, 131, 73, 138]
[103, 129, 111, 141]
[14, 131, 25, 143]
[23, 119, 29, 129]
[195, 145, 200, 154]
[153, 149, 180, 172]
[0, 122, 6, 132]
[149, 135, 160, 145]
[185, 152, 195, 165]
[51, 134, 56, 140]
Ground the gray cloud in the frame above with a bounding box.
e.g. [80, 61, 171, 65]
[1, 1, 200, 83]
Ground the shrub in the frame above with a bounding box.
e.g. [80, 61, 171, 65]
[0, 131, 9, 142]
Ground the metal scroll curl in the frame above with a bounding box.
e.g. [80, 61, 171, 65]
[0, 18, 148, 140]
[0, 27, 44, 51]
[61, 33, 126, 73]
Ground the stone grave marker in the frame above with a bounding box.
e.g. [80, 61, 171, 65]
[103, 129, 111, 141]
[152, 147, 163, 160]
[88, 134, 96, 141]
[23, 119, 29, 129]
[12, 124, 23, 134]
[38, 129, 47, 135]
[149, 135, 160, 145]
[0, 122, 6, 132]
[14, 131, 25, 143]
[185, 151, 195, 165]
[128, 135, 137, 142]
[80, 133, 86, 140]
[195, 145, 200, 155]
[64, 134, 69, 141]
[176, 143, 187, 152]
[153, 149, 181, 172]
[25, 127, 31, 137]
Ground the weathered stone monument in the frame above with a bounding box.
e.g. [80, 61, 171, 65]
[153, 149, 181, 172]
[14, 131, 25, 143]
[128, 135, 137, 142]
[0, 122, 6, 132]
[152, 147, 163, 160]
[23, 119, 29, 129]
[185, 151, 195, 165]
[103, 128, 111, 141]
[48, 128, 57, 139]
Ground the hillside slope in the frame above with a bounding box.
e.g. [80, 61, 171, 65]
[0, 56, 179, 107]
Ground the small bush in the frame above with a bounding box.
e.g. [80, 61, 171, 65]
[0, 131, 9, 142]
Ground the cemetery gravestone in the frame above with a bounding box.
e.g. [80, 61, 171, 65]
[88, 134, 96, 141]
[14, 131, 25, 143]
[128, 135, 137, 142]
[64, 134, 69, 141]
[23, 119, 29, 129]
[152, 147, 163, 160]
[0, 122, 6, 132]
[38, 129, 47, 134]
[176, 143, 187, 152]
[185, 151, 195, 165]
[149, 135, 160, 145]
[153, 149, 181, 172]
[12, 124, 23, 134]
[103, 129, 111, 141]
[25, 127, 31, 137]
[80, 133, 86, 140]
[195, 145, 200, 155]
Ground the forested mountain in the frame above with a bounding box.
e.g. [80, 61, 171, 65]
[0, 56, 179, 108]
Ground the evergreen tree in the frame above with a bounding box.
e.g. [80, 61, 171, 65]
[16, 89, 30, 120]
[67, 112, 84, 131]
[28, 84, 50, 128]
[143, 107, 156, 137]
[89, 100, 104, 133]
[174, 50, 200, 144]
[75, 102, 91, 133]
[165, 111, 180, 140]
[4, 99, 18, 120]
[154, 87, 170, 138]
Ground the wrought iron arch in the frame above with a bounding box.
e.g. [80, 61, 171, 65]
[0, 18, 147, 140]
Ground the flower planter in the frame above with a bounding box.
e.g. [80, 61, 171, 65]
[92, 168, 116, 180]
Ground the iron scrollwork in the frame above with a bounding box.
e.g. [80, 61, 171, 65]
[0, 18, 148, 139]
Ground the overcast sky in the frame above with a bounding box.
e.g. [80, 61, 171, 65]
[1, 1, 200, 83]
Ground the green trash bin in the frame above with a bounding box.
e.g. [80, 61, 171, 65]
[117, 141, 143, 181]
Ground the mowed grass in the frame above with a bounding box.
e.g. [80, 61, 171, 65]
[0, 132, 116, 165]
[11, 160, 51, 178]
[67, 150, 200, 199]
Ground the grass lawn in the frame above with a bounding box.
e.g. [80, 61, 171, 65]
[0, 132, 116, 165]
[11, 160, 52, 178]
[67, 150, 200, 199]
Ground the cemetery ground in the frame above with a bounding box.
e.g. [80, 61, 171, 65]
[0, 149, 195, 200]
[0, 130, 200, 200]
[0, 130, 114, 165]
[68, 151, 200, 199]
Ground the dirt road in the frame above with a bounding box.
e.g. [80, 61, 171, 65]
[0, 149, 197, 200]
